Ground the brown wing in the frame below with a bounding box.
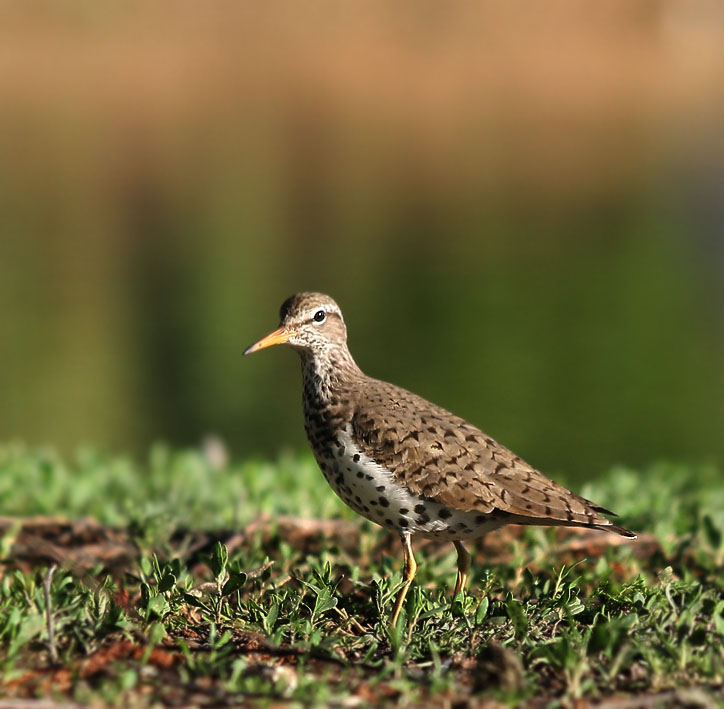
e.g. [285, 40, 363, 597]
[351, 378, 634, 537]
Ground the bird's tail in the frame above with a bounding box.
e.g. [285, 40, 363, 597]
[595, 522, 636, 539]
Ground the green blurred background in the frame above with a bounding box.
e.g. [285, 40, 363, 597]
[0, 1, 722, 481]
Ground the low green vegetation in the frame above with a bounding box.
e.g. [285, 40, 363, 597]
[0, 443, 722, 706]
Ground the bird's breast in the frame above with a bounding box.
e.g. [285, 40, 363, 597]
[309, 426, 506, 540]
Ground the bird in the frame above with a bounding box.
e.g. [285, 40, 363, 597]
[244, 292, 635, 627]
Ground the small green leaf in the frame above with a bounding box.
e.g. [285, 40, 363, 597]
[714, 606, 724, 636]
[118, 669, 138, 690]
[263, 601, 279, 634]
[170, 559, 182, 577]
[140, 557, 152, 578]
[140, 582, 151, 606]
[222, 572, 247, 596]
[148, 621, 166, 645]
[146, 594, 166, 619]
[506, 598, 529, 637]
[476, 596, 489, 624]
[182, 592, 207, 609]
[151, 554, 162, 580]
[158, 574, 176, 593]
[313, 587, 338, 617]
[210, 542, 228, 580]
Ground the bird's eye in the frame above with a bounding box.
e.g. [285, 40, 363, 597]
[313, 309, 326, 323]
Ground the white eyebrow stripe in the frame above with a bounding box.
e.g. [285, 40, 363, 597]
[308, 306, 342, 319]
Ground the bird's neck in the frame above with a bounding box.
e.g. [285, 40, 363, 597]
[300, 345, 363, 407]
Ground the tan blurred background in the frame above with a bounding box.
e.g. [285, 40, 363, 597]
[0, 0, 723, 479]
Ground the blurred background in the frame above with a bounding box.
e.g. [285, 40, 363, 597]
[0, 0, 722, 481]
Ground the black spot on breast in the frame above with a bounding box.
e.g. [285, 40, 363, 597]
[439, 509, 452, 519]
[353, 454, 360, 462]
[414, 504, 426, 514]
[399, 518, 408, 527]
[379, 497, 390, 508]
[399, 508, 409, 515]
[357, 472, 364, 479]
[376, 485, 385, 492]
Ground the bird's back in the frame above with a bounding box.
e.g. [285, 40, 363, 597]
[350, 376, 635, 538]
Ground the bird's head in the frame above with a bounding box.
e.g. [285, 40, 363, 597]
[244, 292, 348, 356]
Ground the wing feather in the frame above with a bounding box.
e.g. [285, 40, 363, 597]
[351, 378, 633, 537]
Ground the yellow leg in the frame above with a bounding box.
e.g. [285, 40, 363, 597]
[389, 532, 417, 628]
[453, 540, 471, 597]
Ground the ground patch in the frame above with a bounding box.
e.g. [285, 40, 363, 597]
[0, 446, 722, 706]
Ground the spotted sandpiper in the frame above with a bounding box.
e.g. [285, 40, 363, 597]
[244, 293, 635, 626]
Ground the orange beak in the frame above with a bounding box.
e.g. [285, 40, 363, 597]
[244, 326, 292, 355]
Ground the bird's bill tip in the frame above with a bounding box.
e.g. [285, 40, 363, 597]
[243, 326, 291, 355]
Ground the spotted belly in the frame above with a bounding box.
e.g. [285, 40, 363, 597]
[311, 427, 506, 540]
